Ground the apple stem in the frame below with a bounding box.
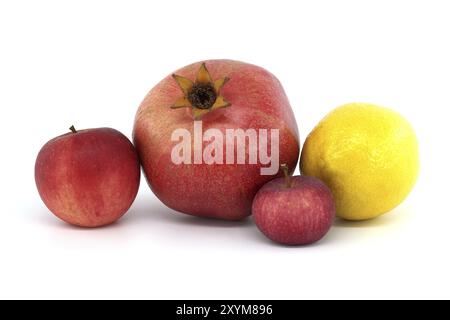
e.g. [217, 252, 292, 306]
[280, 164, 292, 188]
[69, 125, 77, 133]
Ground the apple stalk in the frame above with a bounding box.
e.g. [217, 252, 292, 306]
[280, 164, 292, 188]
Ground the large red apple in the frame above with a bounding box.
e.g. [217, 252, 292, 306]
[133, 60, 299, 220]
[35, 126, 140, 227]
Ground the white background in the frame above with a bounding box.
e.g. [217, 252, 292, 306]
[1, 0, 449, 300]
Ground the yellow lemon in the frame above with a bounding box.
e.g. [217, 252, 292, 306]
[300, 103, 419, 220]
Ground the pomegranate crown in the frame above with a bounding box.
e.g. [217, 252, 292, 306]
[171, 63, 231, 120]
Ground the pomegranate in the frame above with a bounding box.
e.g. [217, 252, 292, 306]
[133, 60, 299, 220]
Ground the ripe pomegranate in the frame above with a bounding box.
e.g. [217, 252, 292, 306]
[133, 60, 299, 220]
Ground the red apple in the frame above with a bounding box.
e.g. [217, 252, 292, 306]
[35, 126, 140, 227]
[252, 165, 335, 245]
[133, 60, 300, 220]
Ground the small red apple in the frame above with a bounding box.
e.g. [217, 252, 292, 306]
[252, 165, 335, 245]
[35, 126, 140, 227]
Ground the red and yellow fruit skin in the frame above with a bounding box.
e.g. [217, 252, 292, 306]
[35, 128, 140, 227]
[133, 60, 300, 220]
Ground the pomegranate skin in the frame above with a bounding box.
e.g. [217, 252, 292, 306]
[133, 60, 299, 220]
